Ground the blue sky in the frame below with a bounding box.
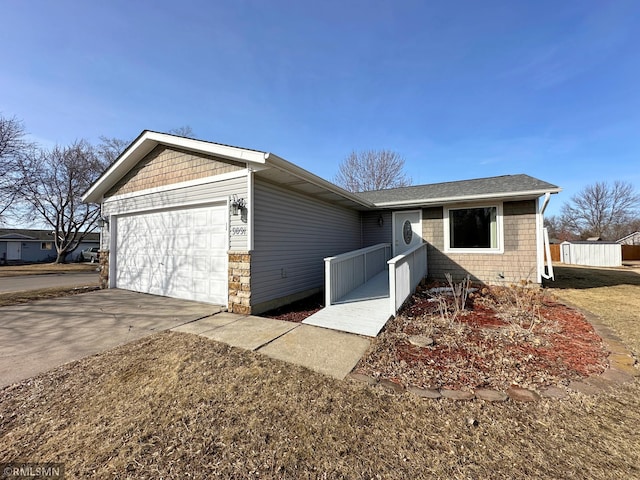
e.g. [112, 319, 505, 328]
[2, 0, 639, 216]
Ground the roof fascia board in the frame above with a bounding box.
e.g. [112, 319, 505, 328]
[371, 188, 562, 208]
[616, 231, 640, 242]
[82, 131, 268, 203]
[264, 153, 374, 208]
[144, 132, 268, 164]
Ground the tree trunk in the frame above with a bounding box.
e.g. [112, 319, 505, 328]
[55, 251, 69, 264]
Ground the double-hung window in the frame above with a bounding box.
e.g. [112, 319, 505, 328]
[444, 204, 503, 253]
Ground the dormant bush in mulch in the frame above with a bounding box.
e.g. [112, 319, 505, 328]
[355, 278, 608, 392]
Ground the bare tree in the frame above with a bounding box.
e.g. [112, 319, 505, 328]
[0, 115, 32, 218]
[544, 214, 578, 242]
[168, 126, 195, 138]
[96, 136, 130, 165]
[560, 181, 640, 240]
[334, 149, 412, 192]
[97, 127, 194, 166]
[15, 141, 108, 262]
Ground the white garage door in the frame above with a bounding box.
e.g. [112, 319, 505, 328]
[115, 204, 228, 305]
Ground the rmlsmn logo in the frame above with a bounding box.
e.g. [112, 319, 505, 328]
[1, 463, 64, 479]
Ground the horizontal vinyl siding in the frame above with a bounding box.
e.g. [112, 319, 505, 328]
[361, 210, 392, 246]
[251, 179, 362, 306]
[101, 175, 248, 251]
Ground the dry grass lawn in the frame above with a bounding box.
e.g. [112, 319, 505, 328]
[546, 265, 640, 355]
[0, 286, 99, 307]
[0, 265, 639, 478]
[0, 263, 98, 277]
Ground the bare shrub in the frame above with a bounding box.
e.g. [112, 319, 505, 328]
[490, 280, 547, 332]
[445, 273, 471, 315]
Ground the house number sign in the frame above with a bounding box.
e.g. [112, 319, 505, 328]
[402, 220, 413, 245]
[231, 226, 247, 236]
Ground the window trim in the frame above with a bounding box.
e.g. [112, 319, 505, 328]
[444, 203, 504, 254]
[40, 242, 53, 250]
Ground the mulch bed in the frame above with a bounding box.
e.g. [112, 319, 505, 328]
[263, 283, 609, 392]
[355, 283, 609, 391]
[262, 292, 324, 322]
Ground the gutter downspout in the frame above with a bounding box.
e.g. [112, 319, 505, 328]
[539, 192, 554, 281]
[540, 192, 551, 216]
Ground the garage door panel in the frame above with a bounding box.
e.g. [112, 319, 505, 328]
[115, 204, 228, 305]
[192, 233, 209, 250]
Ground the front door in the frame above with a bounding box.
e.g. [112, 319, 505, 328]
[393, 210, 422, 256]
[7, 242, 21, 260]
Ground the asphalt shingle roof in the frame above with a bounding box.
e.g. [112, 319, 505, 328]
[355, 174, 560, 205]
[0, 229, 99, 242]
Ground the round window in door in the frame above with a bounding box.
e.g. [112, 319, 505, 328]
[402, 220, 413, 245]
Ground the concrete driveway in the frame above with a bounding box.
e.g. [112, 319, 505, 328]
[0, 273, 99, 293]
[0, 289, 220, 388]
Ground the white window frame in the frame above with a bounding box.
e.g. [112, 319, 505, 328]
[444, 203, 504, 254]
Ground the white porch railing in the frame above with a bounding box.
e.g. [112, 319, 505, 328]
[324, 243, 392, 306]
[388, 243, 428, 316]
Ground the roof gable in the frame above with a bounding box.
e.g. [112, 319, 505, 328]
[83, 130, 373, 209]
[83, 131, 269, 203]
[616, 231, 640, 243]
[0, 232, 35, 240]
[104, 144, 244, 198]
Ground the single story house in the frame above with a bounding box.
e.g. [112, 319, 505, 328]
[0, 229, 99, 264]
[617, 231, 640, 246]
[82, 131, 560, 314]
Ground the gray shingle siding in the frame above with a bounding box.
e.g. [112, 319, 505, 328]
[422, 200, 539, 284]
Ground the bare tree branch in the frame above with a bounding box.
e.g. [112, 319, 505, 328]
[560, 181, 640, 240]
[168, 126, 195, 138]
[14, 140, 109, 262]
[97, 136, 130, 166]
[0, 114, 32, 219]
[334, 150, 412, 192]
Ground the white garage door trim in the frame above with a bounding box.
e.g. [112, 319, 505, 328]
[110, 202, 229, 306]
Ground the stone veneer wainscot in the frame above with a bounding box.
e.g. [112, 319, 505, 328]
[228, 252, 251, 314]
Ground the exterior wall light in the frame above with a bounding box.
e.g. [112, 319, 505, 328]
[378, 214, 384, 227]
[230, 194, 246, 216]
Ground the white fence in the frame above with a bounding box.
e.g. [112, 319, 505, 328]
[388, 243, 428, 315]
[324, 243, 392, 306]
[560, 241, 622, 267]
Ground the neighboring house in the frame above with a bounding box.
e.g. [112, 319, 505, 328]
[617, 231, 640, 246]
[0, 229, 99, 264]
[83, 131, 560, 314]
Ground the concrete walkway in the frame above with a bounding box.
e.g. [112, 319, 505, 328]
[0, 289, 370, 387]
[173, 313, 371, 379]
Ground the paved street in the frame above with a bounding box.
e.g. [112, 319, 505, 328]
[0, 272, 99, 293]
